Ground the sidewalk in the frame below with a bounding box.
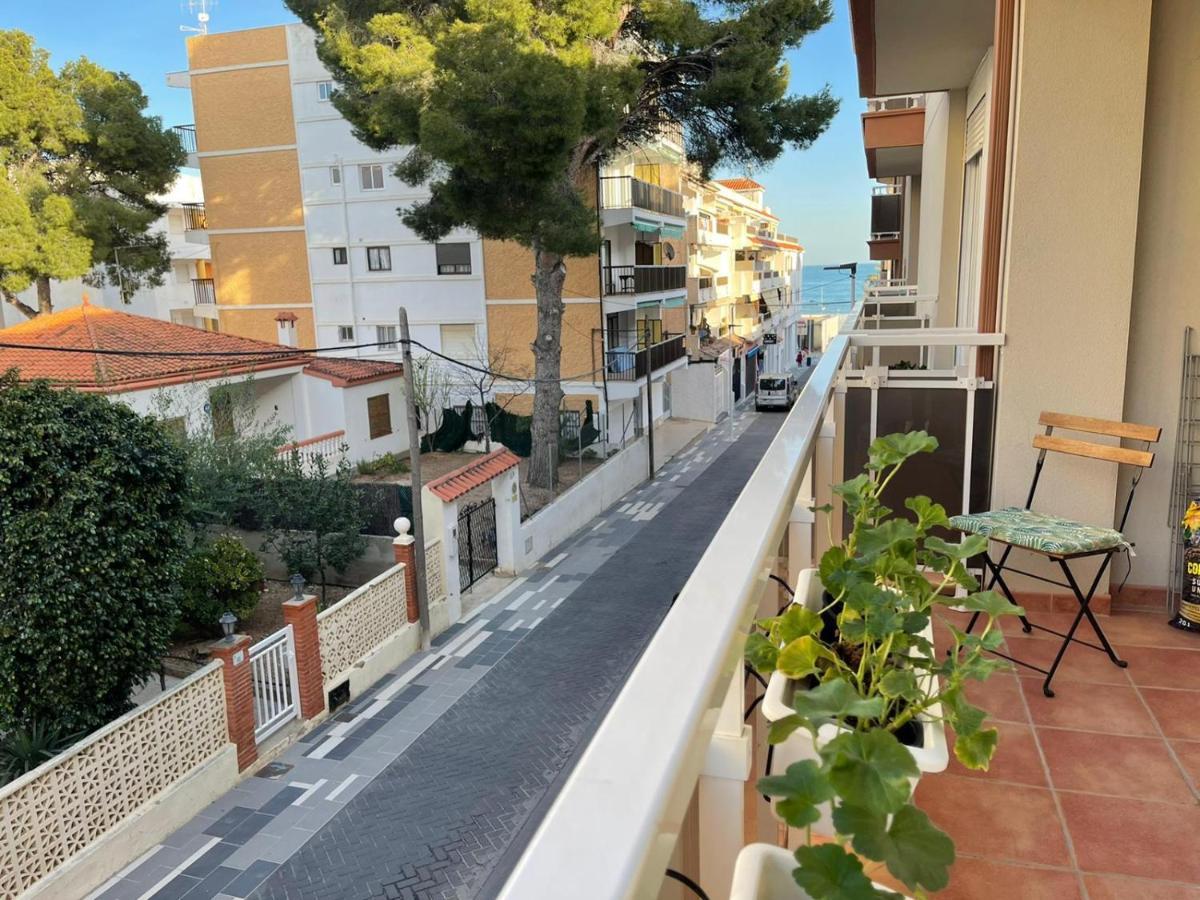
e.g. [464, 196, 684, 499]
[93, 408, 782, 900]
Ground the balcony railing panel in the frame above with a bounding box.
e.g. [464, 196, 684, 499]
[181, 203, 207, 231]
[192, 278, 216, 305]
[597, 331, 686, 382]
[602, 265, 687, 296]
[600, 176, 685, 218]
[172, 124, 197, 153]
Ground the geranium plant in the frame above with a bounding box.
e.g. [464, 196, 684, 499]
[745, 432, 1022, 898]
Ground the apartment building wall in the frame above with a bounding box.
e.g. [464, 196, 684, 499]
[186, 26, 314, 347]
[1119, 0, 1200, 594]
[991, 0, 1153, 587]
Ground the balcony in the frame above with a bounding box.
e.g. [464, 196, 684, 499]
[862, 100, 924, 178]
[868, 231, 902, 261]
[689, 216, 732, 248]
[599, 176, 685, 219]
[181, 202, 208, 244]
[689, 274, 730, 305]
[593, 331, 688, 383]
[192, 278, 216, 305]
[602, 264, 686, 297]
[499, 323, 1021, 899]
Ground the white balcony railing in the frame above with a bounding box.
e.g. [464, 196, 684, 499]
[499, 321, 1006, 900]
[866, 93, 925, 112]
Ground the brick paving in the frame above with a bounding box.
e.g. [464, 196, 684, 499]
[94, 406, 784, 900]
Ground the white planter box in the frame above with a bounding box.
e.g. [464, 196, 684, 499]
[730, 844, 895, 900]
[761, 568, 948, 832]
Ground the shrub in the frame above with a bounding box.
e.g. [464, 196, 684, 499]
[356, 452, 409, 476]
[0, 375, 189, 734]
[177, 536, 264, 636]
[0, 721, 83, 785]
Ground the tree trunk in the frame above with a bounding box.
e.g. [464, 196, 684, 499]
[527, 238, 567, 490]
[35, 277, 53, 315]
[479, 386, 492, 453]
[1, 289, 38, 320]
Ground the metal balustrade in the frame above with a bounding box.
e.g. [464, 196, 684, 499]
[602, 265, 687, 296]
[599, 176, 685, 218]
[181, 202, 207, 231]
[191, 277, 216, 305]
[172, 124, 197, 153]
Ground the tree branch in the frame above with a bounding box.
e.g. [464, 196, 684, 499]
[1, 288, 38, 320]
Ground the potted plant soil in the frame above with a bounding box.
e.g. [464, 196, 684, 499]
[742, 431, 1022, 898]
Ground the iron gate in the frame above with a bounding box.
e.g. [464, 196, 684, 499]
[458, 497, 498, 590]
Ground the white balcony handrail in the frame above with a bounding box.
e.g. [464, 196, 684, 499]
[846, 327, 1005, 348]
[498, 335, 852, 900]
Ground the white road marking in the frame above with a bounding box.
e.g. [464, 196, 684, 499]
[670, 475, 680, 482]
[545, 552, 568, 568]
[308, 736, 342, 760]
[436, 619, 487, 655]
[292, 779, 328, 806]
[551, 598, 564, 609]
[431, 655, 453, 669]
[361, 699, 389, 719]
[503, 618, 524, 631]
[536, 575, 559, 593]
[136, 837, 220, 900]
[326, 774, 360, 802]
[528, 616, 545, 629]
[591, 519, 606, 531]
[506, 590, 537, 611]
[454, 631, 492, 657]
[531, 597, 547, 611]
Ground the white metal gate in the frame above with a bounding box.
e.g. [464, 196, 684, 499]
[249, 624, 300, 743]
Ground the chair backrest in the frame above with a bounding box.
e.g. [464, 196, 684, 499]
[1033, 411, 1161, 469]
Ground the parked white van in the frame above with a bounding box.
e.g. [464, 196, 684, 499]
[755, 373, 799, 411]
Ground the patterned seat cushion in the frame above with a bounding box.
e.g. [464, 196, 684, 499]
[948, 507, 1125, 556]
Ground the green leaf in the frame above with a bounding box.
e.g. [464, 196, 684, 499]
[772, 604, 824, 645]
[758, 760, 835, 828]
[777, 636, 835, 680]
[792, 843, 879, 900]
[744, 632, 779, 674]
[954, 727, 1000, 770]
[905, 495, 949, 532]
[822, 730, 918, 815]
[878, 670, 921, 702]
[959, 590, 1025, 619]
[856, 519, 918, 561]
[924, 533, 988, 560]
[943, 688, 987, 735]
[878, 804, 955, 891]
[791, 679, 885, 726]
[867, 431, 939, 470]
[769, 714, 808, 745]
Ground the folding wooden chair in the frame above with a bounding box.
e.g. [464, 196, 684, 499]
[950, 412, 1161, 698]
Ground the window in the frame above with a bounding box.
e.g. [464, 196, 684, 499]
[367, 394, 392, 439]
[435, 242, 472, 275]
[359, 164, 384, 191]
[332, 247, 348, 265]
[338, 325, 354, 343]
[375, 325, 398, 350]
[317, 81, 334, 101]
[440, 324, 476, 360]
[330, 166, 342, 185]
[366, 246, 392, 271]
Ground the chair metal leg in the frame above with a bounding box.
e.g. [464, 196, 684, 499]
[965, 552, 1034, 635]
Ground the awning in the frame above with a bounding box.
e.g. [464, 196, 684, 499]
[632, 219, 660, 233]
[751, 235, 803, 252]
[663, 295, 686, 308]
[659, 223, 685, 239]
[633, 218, 685, 239]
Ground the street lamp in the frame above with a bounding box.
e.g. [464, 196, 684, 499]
[219, 611, 237, 643]
[289, 573, 306, 602]
[823, 262, 859, 308]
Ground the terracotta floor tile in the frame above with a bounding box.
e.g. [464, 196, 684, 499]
[1084, 873, 1200, 899]
[1037, 728, 1193, 803]
[914, 775, 1070, 867]
[1120, 645, 1200, 690]
[1020, 680, 1157, 735]
[946, 721, 1047, 787]
[960, 674, 1028, 724]
[1059, 792, 1200, 882]
[1168, 740, 1200, 787]
[1091, 612, 1200, 650]
[1141, 688, 1200, 740]
[1003, 634, 1130, 685]
[934, 858, 1081, 900]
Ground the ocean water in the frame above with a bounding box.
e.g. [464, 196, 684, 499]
[795, 262, 880, 314]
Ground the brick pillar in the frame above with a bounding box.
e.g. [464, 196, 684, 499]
[208, 635, 257, 771]
[282, 593, 326, 720]
[394, 527, 419, 624]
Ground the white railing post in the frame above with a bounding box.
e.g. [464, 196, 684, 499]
[698, 670, 752, 899]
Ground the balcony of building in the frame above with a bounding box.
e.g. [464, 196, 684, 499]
[592, 328, 688, 392]
[863, 94, 924, 179]
[192, 277, 217, 306]
[600, 175, 687, 233]
[516, 314, 1200, 897]
[172, 124, 200, 167]
[602, 264, 687, 299]
[688, 214, 733, 248]
[180, 202, 208, 243]
[689, 274, 731, 306]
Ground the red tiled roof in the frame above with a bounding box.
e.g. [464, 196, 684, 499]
[426, 449, 521, 502]
[717, 177, 765, 192]
[275, 311, 299, 323]
[303, 357, 404, 388]
[0, 303, 404, 393]
[751, 235, 804, 252]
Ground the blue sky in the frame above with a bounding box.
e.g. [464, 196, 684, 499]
[4, 0, 871, 264]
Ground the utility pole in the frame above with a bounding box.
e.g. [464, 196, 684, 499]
[644, 320, 655, 478]
[398, 306, 432, 647]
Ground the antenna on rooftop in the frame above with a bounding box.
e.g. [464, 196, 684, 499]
[180, 0, 217, 35]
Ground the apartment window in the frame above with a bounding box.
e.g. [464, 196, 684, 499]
[332, 247, 348, 265]
[359, 164, 385, 191]
[338, 325, 354, 343]
[440, 324, 476, 360]
[435, 242, 472, 275]
[330, 166, 342, 185]
[317, 81, 334, 101]
[367, 394, 392, 439]
[375, 325, 398, 350]
[366, 246, 392, 271]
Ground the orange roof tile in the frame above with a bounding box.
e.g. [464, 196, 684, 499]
[0, 304, 403, 393]
[426, 449, 521, 502]
[304, 357, 404, 388]
[716, 177, 765, 192]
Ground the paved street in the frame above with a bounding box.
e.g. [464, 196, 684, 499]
[94, 407, 785, 900]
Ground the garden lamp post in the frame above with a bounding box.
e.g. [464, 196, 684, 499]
[290, 573, 306, 602]
[219, 611, 237, 643]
